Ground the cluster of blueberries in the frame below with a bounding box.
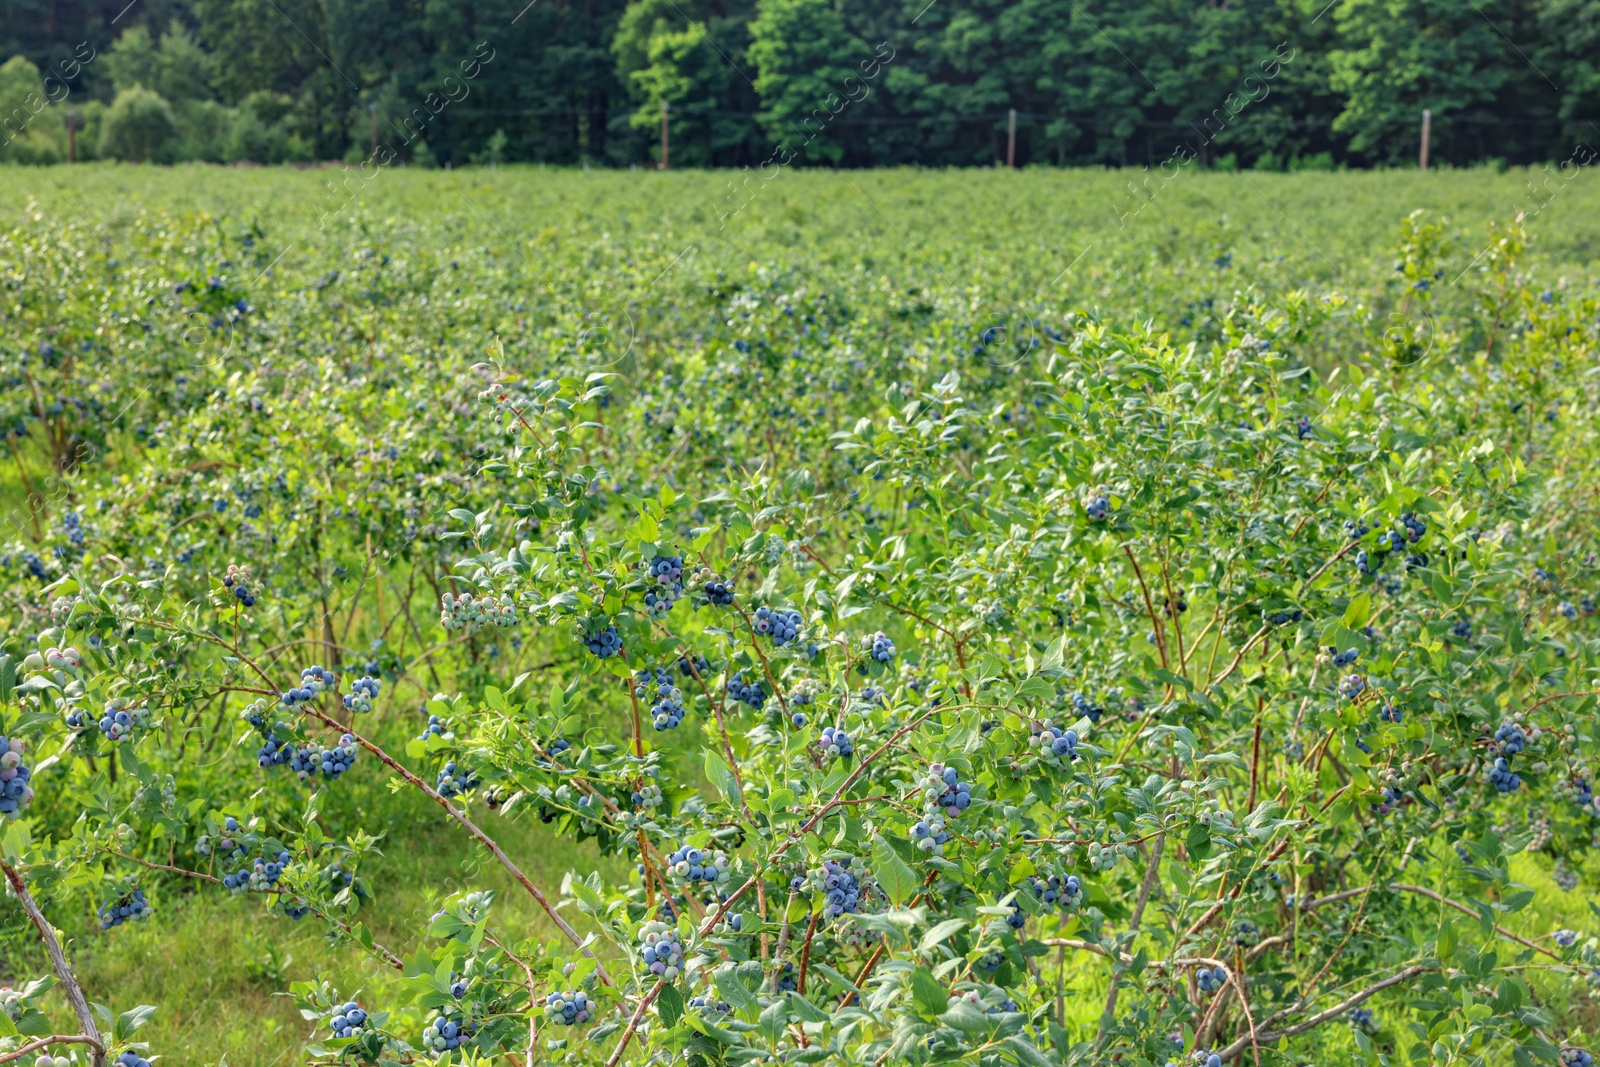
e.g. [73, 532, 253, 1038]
[1070, 691, 1103, 723]
[437, 761, 480, 798]
[1028, 873, 1082, 910]
[1266, 607, 1305, 626]
[1337, 673, 1366, 700]
[422, 1014, 474, 1052]
[115, 1052, 153, 1067]
[98, 888, 152, 929]
[727, 672, 767, 711]
[417, 714, 447, 741]
[1325, 646, 1360, 668]
[667, 844, 730, 885]
[439, 591, 518, 632]
[636, 668, 687, 731]
[195, 815, 248, 860]
[1372, 780, 1406, 816]
[753, 606, 803, 645]
[637, 921, 685, 980]
[96, 697, 152, 743]
[642, 552, 686, 618]
[1348, 1008, 1376, 1031]
[922, 763, 972, 817]
[1029, 719, 1081, 764]
[688, 994, 732, 1016]
[537, 736, 571, 765]
[1354, 511, 1429, 576]
[343, 675, 380, 714]
[0, 734, 34, 818]
[1556, 929, 1579, 947]
[329, 1000, 369, 1038]
[1085, 493, 1111, 521]
[910, 815, 953, 855]
[678, 654, 709, 679]
[1559, 1050, 1594, 1067]
[1488, 721, 1527, 793]
[1196, 965, 1228, 992]
[222, 564, 257, 607]
[544, 989, 594, 1026]
[863, 631, 896, 664]
[698, 567, 735, 606]
[222, 849, 293, 892]
[287, 734, 357, 781]
[281, 665, 339, 708]
[801, 858, 871, 920]
[816, 725, 854, 759]
[584, 624, 623, 658]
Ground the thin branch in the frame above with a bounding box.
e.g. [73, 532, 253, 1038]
[0, 1035, 102, 1065]
[1213, 965, 1433, 1059]
[1, 863, 106, 1067]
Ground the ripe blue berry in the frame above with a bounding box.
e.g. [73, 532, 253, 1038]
[0, 734, 36, 818]
[636, 668, 686, 731]
[816, 725, 854, 759]
[863, 630, 896, 664]
[437, 761, 479, 798]
[727, 672, 767, 711]
[753, 606, 803, 645]
[637, 921, 684, 979]
[583, 624, 623, 658]
[343, 675, 380, 714]
[543, 989, 592, 1026]
[98, 887, 152, 929]
[329, 999, 368, 1038]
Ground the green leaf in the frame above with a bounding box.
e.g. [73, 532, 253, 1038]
[704, 750, 742, 808]
[758, 997, 788, 1043]
[940, 1000, 991, 1033]
[1040, 633, 1068, 673]
[910, 966, 946, 1016]
[1343, 592, 1372, 629]
[786, 993, 831, 1023]
[715, 964, 759, 1017]
[872, 834, 919, 907]
[1502, 889, 1534, 912]
[918, 918, 967, 955]
[115, 1004, 158, 1040]
[657, 983, 684, 1028]
[1005, 1033, 1060, 1067]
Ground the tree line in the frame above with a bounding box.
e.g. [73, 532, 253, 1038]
[1, 0, 1595, 169]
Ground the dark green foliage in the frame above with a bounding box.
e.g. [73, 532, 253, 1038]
[6, 0, 1600, 166]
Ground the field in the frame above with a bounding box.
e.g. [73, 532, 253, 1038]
[0, 163, 1598, 1067]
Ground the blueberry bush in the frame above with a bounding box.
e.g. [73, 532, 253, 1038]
[0, 168, 1598, 1067]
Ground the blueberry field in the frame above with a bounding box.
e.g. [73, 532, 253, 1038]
[1, 165, 1600, 1067]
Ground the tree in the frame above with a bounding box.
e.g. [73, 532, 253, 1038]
[747, 0, 874, 163]
[0, 54, 65, 163]
[98, 85, 179, 161]
[102, 25, 217, 104]
[613, 0, 762, 166]
[1327, 0, 1522, 163]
